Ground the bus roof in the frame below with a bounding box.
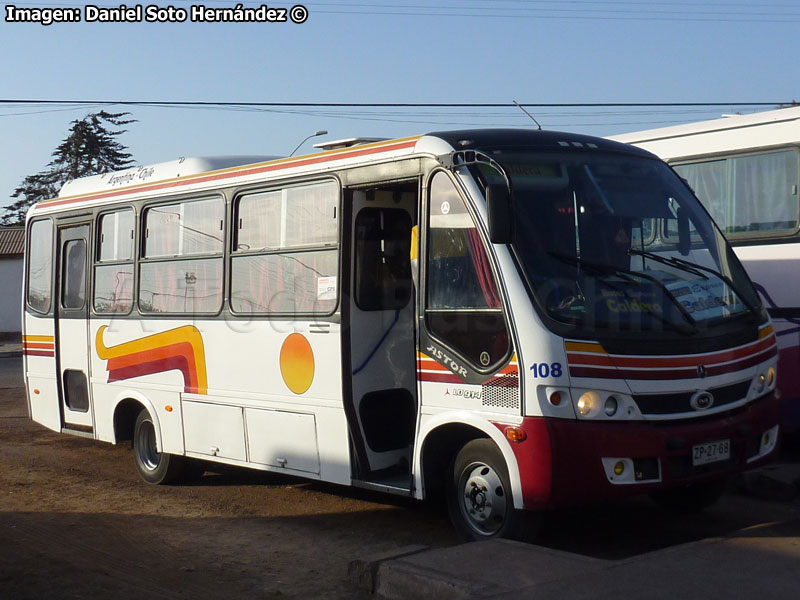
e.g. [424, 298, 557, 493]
[57, 155, 282, 199]
[429, 128, 650, 157]
[31, 129, 654, 215]
[609, 106, 800, 158]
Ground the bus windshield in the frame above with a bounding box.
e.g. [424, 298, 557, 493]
[480, 150, 762, 335]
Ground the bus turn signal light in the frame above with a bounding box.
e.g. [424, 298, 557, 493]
[505, 426, 527, 443]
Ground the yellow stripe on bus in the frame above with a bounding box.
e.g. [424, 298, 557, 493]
[22, 335, 55, 342]
[564, 341, 607, 354]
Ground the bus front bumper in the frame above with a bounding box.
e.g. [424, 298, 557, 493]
[510, 391, 782, 510]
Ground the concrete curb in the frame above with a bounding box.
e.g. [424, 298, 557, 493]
[362, 520, 800, 600]
[348, 545, 429, 595]
[357, 540, 608, 600]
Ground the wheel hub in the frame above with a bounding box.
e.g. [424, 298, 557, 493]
[136, 420, 161, 471]
[460, 464, 507, 535]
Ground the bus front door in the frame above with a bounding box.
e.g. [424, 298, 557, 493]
[344, 183, 419, 490]
[56, 223, 94, 432]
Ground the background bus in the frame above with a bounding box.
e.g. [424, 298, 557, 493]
[611, 106, 800, 429]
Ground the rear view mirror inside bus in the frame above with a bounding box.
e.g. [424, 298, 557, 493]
[677, 207, 691, 255]
[487, 183, 512, 244]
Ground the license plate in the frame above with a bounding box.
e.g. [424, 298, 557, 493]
[692, 439, 730, 466]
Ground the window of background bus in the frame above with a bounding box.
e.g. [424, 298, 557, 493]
[426, 171, 509, 368]
[231, 180, 339, 315]
[26, 219, 54, 314]
[139, 197, 224, 314]
[94, 209, 135, 314]
[674, 149, 800, 237]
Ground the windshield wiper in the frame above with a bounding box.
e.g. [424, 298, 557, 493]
[627, 248, 708, 279]
[548, 252, 698, 334]
[627, 249, 760, 316]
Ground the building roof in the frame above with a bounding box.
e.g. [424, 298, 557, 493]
[0, 227, 24, 257]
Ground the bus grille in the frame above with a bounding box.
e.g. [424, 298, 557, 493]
[481, 376, 520, 409]
[632, 380, 751, 416]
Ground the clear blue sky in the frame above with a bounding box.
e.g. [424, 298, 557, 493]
[1, 0, 798, 212]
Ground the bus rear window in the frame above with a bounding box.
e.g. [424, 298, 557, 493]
[27, 220, 54, 314]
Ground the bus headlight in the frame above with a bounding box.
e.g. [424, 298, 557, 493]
[577, 391, 601, 416]
[767, 367, 776, 387]
[572, 389, 640, 419]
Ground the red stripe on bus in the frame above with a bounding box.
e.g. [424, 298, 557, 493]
[566, 353, 617, 368]
[107, 355, 199, 392]
[568, 335, 776, 370]
[418, 372, 463, 384]
[24, 350, 55, 357]
[22, 342, 55, 350]
[570, 345, 777, 380]
[483, 375, 519, 387]
[417, 359, 451, 372]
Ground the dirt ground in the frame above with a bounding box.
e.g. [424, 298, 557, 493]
[0, 384, 458, 599]
[3, 362, 800, 599]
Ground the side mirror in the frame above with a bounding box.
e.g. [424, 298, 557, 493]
[486, 184, 512, 244]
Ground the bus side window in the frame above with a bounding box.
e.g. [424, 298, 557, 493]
[94, 209, 135, 314]
[27, 220, 54, 314]
[62, 240, 87, 309]
[231, 180, 339, 315]
[425, 172, 509, 368]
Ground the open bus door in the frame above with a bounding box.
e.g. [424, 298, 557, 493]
[56, 223, 94, 433]
[343, 182, 419, 492]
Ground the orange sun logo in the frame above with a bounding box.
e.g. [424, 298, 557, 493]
[279, 333, 315, 394]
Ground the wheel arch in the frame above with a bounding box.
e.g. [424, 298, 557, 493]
[111, 392, 163, 451]
[414, 412, 524, 509]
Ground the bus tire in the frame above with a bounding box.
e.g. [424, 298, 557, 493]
[446, 439, 538, 541]
[132, 409, 185, 485]
[650, 477, 728, 512]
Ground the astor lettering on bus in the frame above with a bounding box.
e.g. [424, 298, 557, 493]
[425, 345, 469, 378]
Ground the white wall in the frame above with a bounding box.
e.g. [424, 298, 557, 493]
[0, 257, 23, 333]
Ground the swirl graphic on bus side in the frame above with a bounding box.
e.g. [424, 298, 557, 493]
[96, 325, 208, 394]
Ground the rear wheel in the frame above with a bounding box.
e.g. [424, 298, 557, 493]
[651, 478, 728, 512]
[446, 439, 538, 541]
[133, 409, 186, 484]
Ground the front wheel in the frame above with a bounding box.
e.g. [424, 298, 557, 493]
[446, 439, 538, 541]
[133, 409, 186, 484]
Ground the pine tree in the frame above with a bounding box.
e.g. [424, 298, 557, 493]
[1, 111, 136, 225]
